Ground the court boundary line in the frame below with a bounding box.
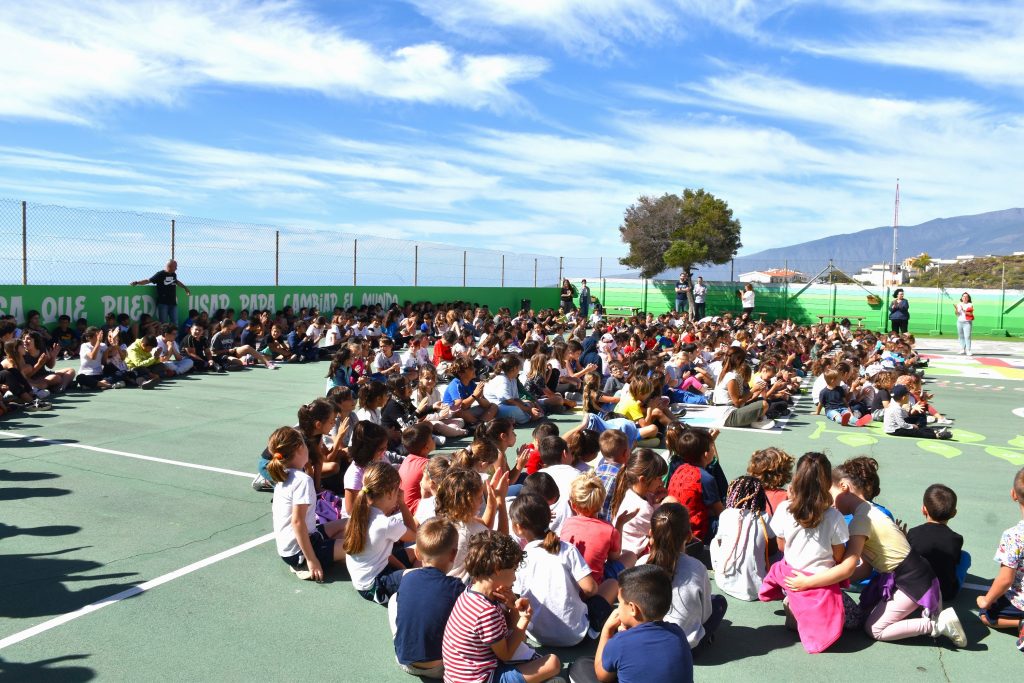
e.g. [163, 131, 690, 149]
[0, 431, 254, 479]
[0, 533, 274, 651]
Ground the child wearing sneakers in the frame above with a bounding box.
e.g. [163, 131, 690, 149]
[390, 518, 465, 679]
[441, 530, 563, 683]
[975, 466, 1024, 652]
[815, 369, 870, 426]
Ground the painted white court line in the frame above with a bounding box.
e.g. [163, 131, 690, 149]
[0, 432, 253, 479]
[0, 533, 274, 651]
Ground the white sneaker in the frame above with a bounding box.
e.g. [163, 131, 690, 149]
[933, 607, 967, 647]
[34, 388, 51, 400]
[751, 417, 776, 430]
[289, 565, 313, 581]
[112, 381, 126, 389]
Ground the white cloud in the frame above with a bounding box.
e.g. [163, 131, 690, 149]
[0, 0, 547, 124]
[407, 0, 677, 57]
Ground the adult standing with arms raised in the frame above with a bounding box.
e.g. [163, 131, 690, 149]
[889, 288, 909, 335]
[131, 260, 191, 324]
[674, 272, 690, 314]
[692, 276, 707, 320]
[954, 292, 973, 356]
[578, 279, 592, 323]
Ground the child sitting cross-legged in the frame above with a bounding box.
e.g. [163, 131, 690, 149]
[560, 472, 636, 581]
[389, 518, 464, 680]
[268, 426, 346, 582]
[510, 492, 620, 647]
[441, 530, 562, 683]
[638, 503, 727, 654]
[975, 466, 1024, 652]
[568, 564, 694, 683]
[342, 461, 417, 605]
[710, 476, 778, 601]
[907, 483, 969, 603]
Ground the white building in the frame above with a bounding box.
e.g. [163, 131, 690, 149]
[738, 268, 804, 283]
[855, 264, 904, 287]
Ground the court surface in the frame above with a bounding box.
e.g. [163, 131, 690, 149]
[2, 337, 1024, 681]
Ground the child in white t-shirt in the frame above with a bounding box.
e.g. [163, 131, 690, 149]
[510, 493, 619, 647]
[343, 461, 417, 604]
[268, 427, 346, 581]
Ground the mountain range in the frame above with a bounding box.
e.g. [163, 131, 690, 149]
[676, 208, 1024, 281]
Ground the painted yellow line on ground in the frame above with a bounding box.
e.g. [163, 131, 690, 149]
[0, 533, 274, 651]
[0, 431, 254, 479]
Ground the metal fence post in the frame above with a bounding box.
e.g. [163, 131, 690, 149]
[534, 258, 537, 287]
[414, 245, 419, 287]
[599, 256, 603, 280]
[501, 255, 505, 287]
[170, 219, 176, 260]
[21, 200, 27, 285]
[275, 230, 280, 286]
[999, 263, 1007, 330]
[353, 239, 358, 286]
[463, 251, 467, 288]
[783, 259, 789, 320]
[559, 257, 563, 284]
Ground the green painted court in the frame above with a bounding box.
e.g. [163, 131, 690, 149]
[3, 337, 1024, 681]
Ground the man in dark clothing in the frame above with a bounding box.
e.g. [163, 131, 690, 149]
[131, 260, 191, 324]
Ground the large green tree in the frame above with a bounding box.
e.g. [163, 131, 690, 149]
[619, 189, 742, 308]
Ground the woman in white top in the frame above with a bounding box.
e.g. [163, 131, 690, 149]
[741, 284, 756, 316]
[953, 292, 974, 356]
[711, 346, 771, 429]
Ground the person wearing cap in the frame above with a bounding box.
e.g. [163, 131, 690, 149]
[884, 384, 951, 440]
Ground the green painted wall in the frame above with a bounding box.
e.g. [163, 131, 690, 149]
[586, 279, 1024, 335]
[0, 285, 561, 326]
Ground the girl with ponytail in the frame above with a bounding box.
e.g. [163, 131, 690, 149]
[609, 448, 668, 556]
[268, 426, 346, 582]
[640, 503, 727, 652]
[509, 493, 619, 647]
[342, 461, 417, 604]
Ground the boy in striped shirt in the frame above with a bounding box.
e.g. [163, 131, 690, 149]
[441, 530, 563, 683]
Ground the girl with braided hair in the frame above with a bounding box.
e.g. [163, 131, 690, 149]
[711, 475, 778, 601]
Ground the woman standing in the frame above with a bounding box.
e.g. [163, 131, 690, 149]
[740, 284, 756, 317]
[889, 289, 910, 334]
[954, 292, 973, 356]
[560, 278, 577, 313]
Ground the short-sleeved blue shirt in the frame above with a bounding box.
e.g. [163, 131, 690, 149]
[394, 567, 466, 665]
[601, 621, 693, 683]
[442, 378, 476, 406]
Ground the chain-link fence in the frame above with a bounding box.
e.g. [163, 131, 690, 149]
[7, 198, 1010, 295]
[2, 199, 582, 288]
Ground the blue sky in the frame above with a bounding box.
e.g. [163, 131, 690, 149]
[2, 0, 1023, 261]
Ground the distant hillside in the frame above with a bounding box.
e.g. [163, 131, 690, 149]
[911, 254, 1024, 289]
[678, 208, 1024, 281]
